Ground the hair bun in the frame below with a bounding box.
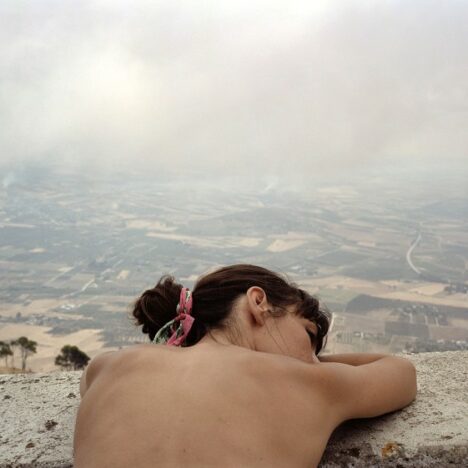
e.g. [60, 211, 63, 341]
[132, 275, 182, 341]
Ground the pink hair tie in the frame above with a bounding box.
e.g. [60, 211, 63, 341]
[152, 287, 195, 346]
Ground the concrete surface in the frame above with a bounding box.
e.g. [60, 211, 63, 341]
[0, 351, 466, 467]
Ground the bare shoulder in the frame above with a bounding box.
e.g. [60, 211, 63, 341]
[79, 344, 158, 397]
[238, 352, 344, 426]
[248, 352, 416, 426]
[240, 350, 329, 397]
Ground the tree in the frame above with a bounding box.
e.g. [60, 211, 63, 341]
[11, 337, 37, 371]
[0, 341, 13, 367]
[55, 345, 90, 371]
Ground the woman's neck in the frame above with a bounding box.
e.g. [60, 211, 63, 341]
[197, 327, 253, 350]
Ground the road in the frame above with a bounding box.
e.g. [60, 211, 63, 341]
[406, 232, 422, 275]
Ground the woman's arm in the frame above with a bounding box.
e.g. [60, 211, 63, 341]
[314, 354, 417, 422]
[319, 352, 390, 366]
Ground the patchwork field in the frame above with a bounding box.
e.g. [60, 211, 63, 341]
[1, 169, 467, 370]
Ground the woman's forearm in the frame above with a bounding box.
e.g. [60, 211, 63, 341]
[318, 353, 391, 366]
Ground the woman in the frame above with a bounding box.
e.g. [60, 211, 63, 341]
[74, 264, 417, 467]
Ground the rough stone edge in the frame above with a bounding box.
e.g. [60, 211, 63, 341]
[0, 464, 72, 468]
[1, 351, 467, 467]
[319, 443, 468, 467]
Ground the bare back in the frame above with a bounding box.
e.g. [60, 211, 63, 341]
[74, 344, 340, 468]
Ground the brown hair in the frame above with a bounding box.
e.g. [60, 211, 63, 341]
[132, 264, 331, 354]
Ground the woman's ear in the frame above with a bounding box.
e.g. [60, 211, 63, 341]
[245, 286, 269, 326]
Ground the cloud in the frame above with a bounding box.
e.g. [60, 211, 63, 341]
[0, 0, 467, 177]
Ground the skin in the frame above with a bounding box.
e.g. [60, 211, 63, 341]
[74, 287, 417, 468]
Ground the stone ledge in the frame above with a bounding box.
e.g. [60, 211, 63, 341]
[0, 351, 466, 467]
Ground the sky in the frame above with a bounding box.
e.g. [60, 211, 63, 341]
[0, 0, 467, 180]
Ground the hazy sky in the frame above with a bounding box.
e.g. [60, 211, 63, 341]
[1, 0, 467, 178]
